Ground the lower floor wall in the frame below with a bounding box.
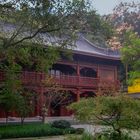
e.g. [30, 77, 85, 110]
[0, 89, 97, 118]
[0, 105, 72, 118]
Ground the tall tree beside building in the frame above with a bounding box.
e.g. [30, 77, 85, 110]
[105, 1, 140, 83]
[0, 0, 92, 120]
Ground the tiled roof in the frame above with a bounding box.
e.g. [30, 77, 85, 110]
[0, 22, 120, 59]
[75, 35, 120, 58]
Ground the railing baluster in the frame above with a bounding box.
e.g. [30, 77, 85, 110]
[0, 71, 119, 90]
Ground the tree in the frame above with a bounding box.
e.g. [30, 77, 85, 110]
[0, 89, 19, 123]
[0, 0, 92, 120]
[0, 0, 91, 73]
[105, 1, 140, 50]
[15, 90, 36, 124]
[69, 95, 140, 138]
[104, 1, 140, 85]
[41, 75, 73, 123]
[121, 31, 140, 84]
[82, 11, 114, 48]
[108, 2, 140, 35]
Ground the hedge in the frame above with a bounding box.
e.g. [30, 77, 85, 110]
[0, 123, 76, 139]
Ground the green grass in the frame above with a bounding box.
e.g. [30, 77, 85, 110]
[0, 123, 76, 139]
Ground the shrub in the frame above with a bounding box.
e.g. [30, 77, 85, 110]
[75, 128, 84, 134]
[95, 131, 133, 140]
[63, 127, 76, 134]
[65, 133, 93, 140]
[69, 96, 140, 136]
[66, 132, 133, 140]
[51, 120, 71, 129]
[81, 133, 94, 140]
[0, 123, 75, 139]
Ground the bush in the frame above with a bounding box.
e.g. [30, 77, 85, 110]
[66, 132, 133, 140]
[95, 131, 133, 140]
[0, 123, 76, 139]
[64, 127, 76, 134]
[51, 120, 71, 129]
[75, 128, 84, 134]
[65, 133, 93, 140]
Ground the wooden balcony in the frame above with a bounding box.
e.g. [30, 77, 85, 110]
[54, 75, 99, 88]
[21, 72, 99, 88]
[0, 71, 119, 89]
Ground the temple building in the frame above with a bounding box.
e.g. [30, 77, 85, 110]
[0, 34, 121, 117]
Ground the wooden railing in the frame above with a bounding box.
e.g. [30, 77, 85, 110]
[99, 79, 120, 90]
[21, 71, 46, 85]
[54, 75, 99, 87]
[0, 71, 120, 89]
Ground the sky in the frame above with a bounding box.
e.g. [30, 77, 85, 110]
[93, 0, 139, 15]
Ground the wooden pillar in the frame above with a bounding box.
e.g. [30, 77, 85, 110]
[77, 63, 80, 76]
[77, 63, 80, 86]
[114, 66, 118, 90]
[97, 65, 100, 92]
[47, 107, 51, 117]
[97, 64, 100, 78]
[76, 89, 80, 101]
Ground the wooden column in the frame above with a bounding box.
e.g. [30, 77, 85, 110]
[77, 63, 80, 86]
[97, 64, 100, 92]
[97, 64, 100, 77]
[77, 63, 80, 76]
[115, 66, 118, 89]
[76, 89, 80, 101]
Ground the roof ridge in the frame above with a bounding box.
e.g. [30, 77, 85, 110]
[81, 35, 109, 51]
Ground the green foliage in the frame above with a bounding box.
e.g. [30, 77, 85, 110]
[69, 96, 140, 136]
[83, 11, 114, 48]
[75, 128, 85, 134]
[0, 0, 92, 73]
[65, 133, 93, 140]
[66, 132, 133, 140]
[79, 133, 93, 140]
[0, 88, 35, 123]
[0, 1, 93, 118]
[51, 120, 71, 129]
[95, 131, 133, 140]
[15, 91, 36, 124]
[0, 123, 76, 139]
[121, 31, 140, 83]
[0, 89, 19, 114]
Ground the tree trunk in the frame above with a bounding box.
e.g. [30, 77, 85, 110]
[21, 117, 25, 125]
[116, 128, 122, 138]
[5, 112, 8, 124]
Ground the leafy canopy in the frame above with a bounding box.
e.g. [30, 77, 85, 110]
[69, 96, 140, 132]
[0, 0, 93, 120]
[121, 31, 140, 83]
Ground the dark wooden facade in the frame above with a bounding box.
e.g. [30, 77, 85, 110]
[0, 36, 121, 117]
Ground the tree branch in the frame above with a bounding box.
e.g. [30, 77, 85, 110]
[10, 26, 61, 47]
[5, 23, 25, 48]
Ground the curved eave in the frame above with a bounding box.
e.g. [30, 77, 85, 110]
[73, 50, 121, 61]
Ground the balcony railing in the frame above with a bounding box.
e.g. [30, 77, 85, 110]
[54, 75, 99, 87]
[0, 71, 119, 89]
